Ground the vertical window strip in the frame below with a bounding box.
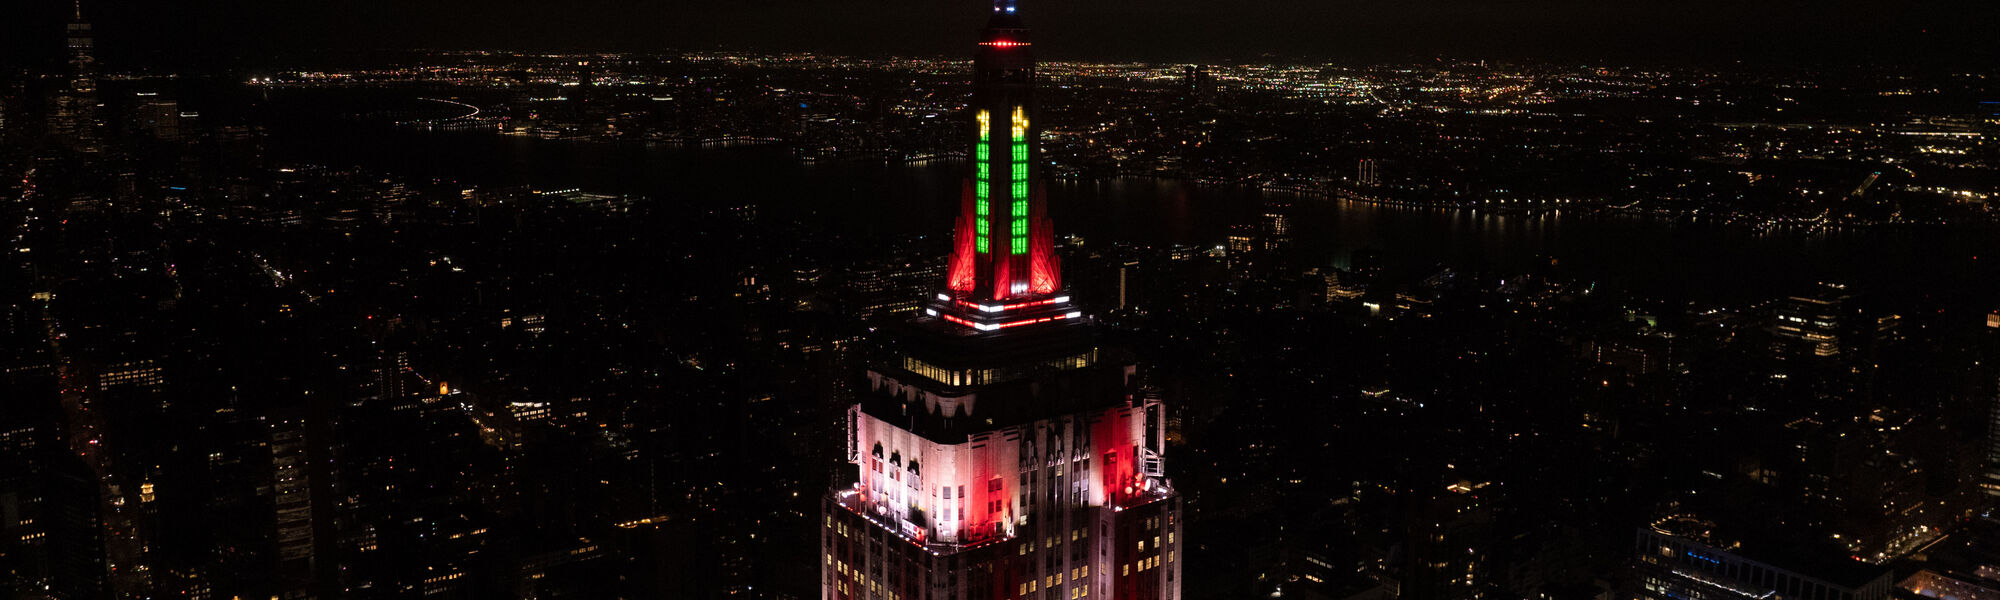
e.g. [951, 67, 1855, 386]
[976, 109, 992, 254]
[1010, 106, 1029, 255]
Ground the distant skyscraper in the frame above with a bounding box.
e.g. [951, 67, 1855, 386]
[65, 2, 92, 72]
[1117, 259, 1140, 310]
[51, 0, 104, 152]
[133, 94, 181, 141]
[819, 1, 1184, 598]
[270, 414, 315, 596]
[1771, 283, 1850, 359]
[1259, 205, 1291, 251]
[845, 256, 946, 322]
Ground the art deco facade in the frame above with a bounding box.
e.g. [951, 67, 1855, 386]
[820, 1, 1183, 598]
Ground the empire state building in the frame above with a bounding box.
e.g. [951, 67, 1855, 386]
[819, 0, 1184, 599]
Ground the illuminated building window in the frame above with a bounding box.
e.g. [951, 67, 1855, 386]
[976, 148, 990, 186]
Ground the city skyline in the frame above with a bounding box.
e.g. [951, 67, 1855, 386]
[3, 0, 2000, 71]
[3, 0, 2000, 598]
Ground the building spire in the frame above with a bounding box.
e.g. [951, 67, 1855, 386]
[931, 0, 1075, 332]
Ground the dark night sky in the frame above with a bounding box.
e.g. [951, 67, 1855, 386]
[3, 0, 1998, 71]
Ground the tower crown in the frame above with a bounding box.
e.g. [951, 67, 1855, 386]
[822, 5, 1183, 596]
[935, 0, 1072, 332]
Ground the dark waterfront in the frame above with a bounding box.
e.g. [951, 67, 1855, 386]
[261, 90, 2000, 306]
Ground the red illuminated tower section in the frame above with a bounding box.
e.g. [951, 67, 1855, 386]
[821, 1, 1183, 599]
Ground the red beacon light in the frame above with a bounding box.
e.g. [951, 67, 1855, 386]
[980, 41, 1030, 48]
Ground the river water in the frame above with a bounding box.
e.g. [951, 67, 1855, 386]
[256, 91, 2000, 306]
